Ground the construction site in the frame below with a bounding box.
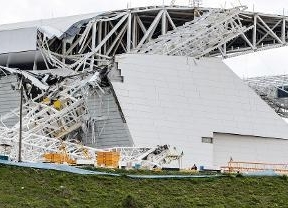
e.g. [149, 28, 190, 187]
[1, 1, 288, 175]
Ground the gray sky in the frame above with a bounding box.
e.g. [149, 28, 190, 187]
[224, 47, 288, 78]
[0, 0, 287, 77]
[0, 0, 287, 25]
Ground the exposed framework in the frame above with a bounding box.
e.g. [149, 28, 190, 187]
[0, 64, 105, 162]
[245, 75, 288, 118]
[108, 145, 183, 168]
[0, 65, 183, 166]
[39, 5, 288, 120]
[34, 5, 288, 70]
[133, 6, 253, 57]
[0, 53, 182, 166]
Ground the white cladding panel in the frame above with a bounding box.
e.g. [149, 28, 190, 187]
[213, 133, 288, 167]
[0, 27, 37, 54]
[112, 54, 288, 168]
[0, 75, 20, 127]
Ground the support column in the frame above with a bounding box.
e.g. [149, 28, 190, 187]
[62, 39, 67, 63]
[253, 14, 257, 48]
[33, 52, 38, 71]
[132, 14, 137, 48]
[104, 22, 107, 54]
[162, 9, 167, 35]
[127, 12, 132, 52]
[282, 17, 286, 43]
[97, 22, 102, 54]
[18, 82, 23, 162]
[90, 22, 97, 70]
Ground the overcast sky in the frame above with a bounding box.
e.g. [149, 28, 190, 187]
[0, 0, 287, 25]
[0, 0, 287, 77]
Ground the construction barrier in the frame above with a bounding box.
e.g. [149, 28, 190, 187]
[221, 161, 288, 175]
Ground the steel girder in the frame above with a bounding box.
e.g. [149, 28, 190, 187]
[133, 6, 253, 57]
[0, 65, 105, 162]
[38, 5, 288, 66]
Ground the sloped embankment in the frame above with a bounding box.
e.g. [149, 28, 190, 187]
[1, 164, 288, 207]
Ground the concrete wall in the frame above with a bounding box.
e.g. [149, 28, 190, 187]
[0, 75, 20, 128]
[83, 88, 133, 148]
[111, 54, 288, 168]
[0, 76, 132, 148]
[0, 27, 37, 54]
[213, 132, 288, 167]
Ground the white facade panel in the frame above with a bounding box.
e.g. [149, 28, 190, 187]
[112, 54, 288, 168]
[213, 133, 288, 167]
[0, 27, 37, 54]
[0, 75, 20, 127]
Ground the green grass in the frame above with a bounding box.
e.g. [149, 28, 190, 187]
[1, 164, 288, 208]
[81, 166, 218, 175]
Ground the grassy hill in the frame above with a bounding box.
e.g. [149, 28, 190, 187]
[1, 164, 288, 208]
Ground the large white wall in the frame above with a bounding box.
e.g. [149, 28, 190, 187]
[213, 133, 288, 167]
[0, 27, 37, 54]
[111, 54, 288, 168]
[0, 75, 20, 128]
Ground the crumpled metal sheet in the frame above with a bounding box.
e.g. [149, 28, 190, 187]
[38, 26, 63, 39]
[60, 18, 92, 39]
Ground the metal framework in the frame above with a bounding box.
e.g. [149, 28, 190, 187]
[34, 5, 288, 70]
[110, 145, 183, 168]
[0, 64, 105, 162]
[134, 6, 253, 57]
[0, 55, 181, 166]
[245, 75, 288, 118]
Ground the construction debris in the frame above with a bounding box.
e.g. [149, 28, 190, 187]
[0, 55, 182, 168]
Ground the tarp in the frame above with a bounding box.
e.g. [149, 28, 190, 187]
[243, 170, 279, 176]
[0, 160, 226, 179]
[0, 160, 119, 176]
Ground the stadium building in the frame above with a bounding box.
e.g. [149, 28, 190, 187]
[0, 5, 288, 169]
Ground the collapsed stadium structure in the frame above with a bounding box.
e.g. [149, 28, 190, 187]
[1, 5, 288, 169]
